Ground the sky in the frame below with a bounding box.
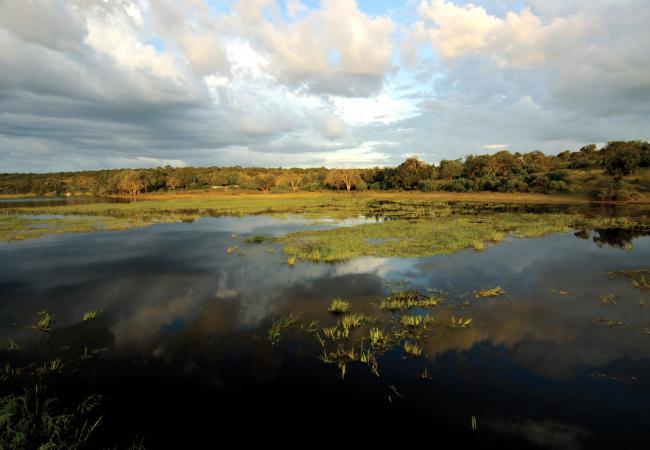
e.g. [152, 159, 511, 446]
[0, 0, 649, 172]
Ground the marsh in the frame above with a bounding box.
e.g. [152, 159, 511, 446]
[1, 197, 650, 448]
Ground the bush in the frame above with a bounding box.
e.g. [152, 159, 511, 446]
[591, 179, 639, 201]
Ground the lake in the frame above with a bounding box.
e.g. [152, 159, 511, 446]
[1, 206, 649, 448]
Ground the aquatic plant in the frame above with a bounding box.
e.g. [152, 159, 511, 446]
[0, 385, 103, 450]
[7, 340, 19, 352]
[420, 367, 432, 381]
[587, 318, 626, 328]
[267, 314, 299, 346]
[475, 287, 506, 298]
[403, 341, 422, 357]
[340, 314, 367, 332]
[33, 310, 55, 332]
[550, 289, 574, 296]
[0, 363, 22, 383]
[399, 314, 435, 328]
[379, 289, 442, 311]
[471, 416, 478, 431]
[226, 246, 238, 254]
[322, 326, 348, 341]
[82, 310, 101, 321]
[36, 358, 64, 375]
[587, 371, 637, 384]
[599, 294, 618, 305]
[607, 269, 650, 293]
[449, 316, 472, 329]
[304, 319, 320, 334]
[369, 328, 388, 347]
[328, 298, 351, 314]
[287, 256, 296, 266]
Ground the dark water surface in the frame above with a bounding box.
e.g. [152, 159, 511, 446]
[1, 215, 650, 448]
[0, 196, 130, 208]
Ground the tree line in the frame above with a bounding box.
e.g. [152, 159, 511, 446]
[1, 141, 648, 199]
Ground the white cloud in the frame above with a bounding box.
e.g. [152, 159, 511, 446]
[417, 0, 589, 68]
[231, 0, 397, 96]
[0, 0, 648, 172]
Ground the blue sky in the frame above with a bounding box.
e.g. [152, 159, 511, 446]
[0, 0, 648, 172]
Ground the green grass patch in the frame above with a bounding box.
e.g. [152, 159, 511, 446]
[328, 298, 351, 314]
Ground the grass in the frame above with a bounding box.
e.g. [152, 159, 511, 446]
[0, 385, 103, 450]
[340, 314, 367, 331]
[263, 283, 479, 383]
[403, 341, 423, 357]
[379, 289, 442, 311]
[82, 311, 101, 321]
[607, 269, 650, 292]
[449, 316, 473, 329]
[368, 328, 388, 347]
[281, 212, 649, 262]
[475, 287, 506, 298]
[399, 314, 435, 328]
[4, 194, 650, 268]
[267, 314, 299, 346]
[328, 298, 351, 314]
[33, 310, 55, 332]
[599, 294, 618, 305]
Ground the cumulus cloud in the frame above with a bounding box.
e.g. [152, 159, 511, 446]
[0, 0, 648, 171]
[230, 0, 397, 97]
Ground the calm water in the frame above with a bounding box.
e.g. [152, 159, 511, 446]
[0, 196, 130, 208]
[1, 214, 650, 448]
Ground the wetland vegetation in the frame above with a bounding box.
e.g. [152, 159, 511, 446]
[2, 166, 650, 448]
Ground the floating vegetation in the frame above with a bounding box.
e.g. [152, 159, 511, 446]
[83, 310, 101, 321]
[607, 269, 650, 292]
[587, 318, 627, 328]
[379, 289, 442, 311]
[340, 314, 367, 331]
[399, 314, 435, 328]
[328, 298, 351, 314]
[475, 286, 506, 298]
[639, 328, 650, 336]
[266, 247, 275, 254]
[267, 314, 299, 346]
[305, 319, 320, 334]
[226, 246, 238, 254]
[550, 289, 574, 296]
[323, 326, 348, 341]
[7, 339, 19, 352]
[261, 284, 475, 384]
[32, 310, 55, 332]
[369, 328, 388, 347]
[587, 371, 638, 384]
[449, 316, 472, 329]
[471, 416, 478, 431]
[599, 294, 618, 305]
[0, 363, 22, 383]
[318, 344, 361, 380]
[280, 211, 627, 262]
[287, 256, 296, 266]
[403, 341, 423, 357]
[36, 358, 64, 375]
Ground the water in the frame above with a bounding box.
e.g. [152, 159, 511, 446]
[0, 196, 130, 208]
[1, 215, 649, 448]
